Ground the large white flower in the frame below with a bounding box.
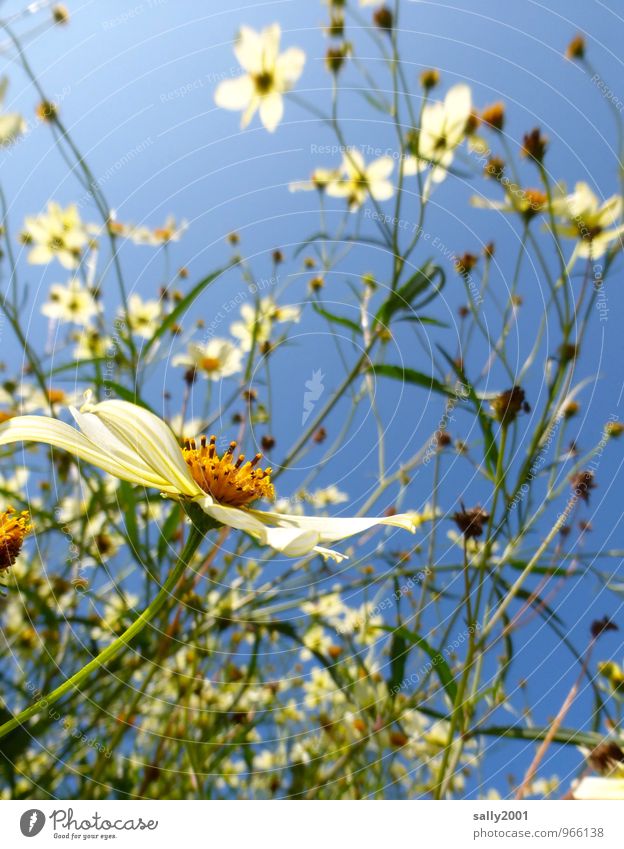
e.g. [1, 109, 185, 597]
[0, 397, 415, 560]
[215, 24, 305, 132]
[404, 84, 472, 183]
[551, 181, 624, 258]
[326, 150, 394, 211]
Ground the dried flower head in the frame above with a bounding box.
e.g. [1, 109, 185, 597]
[590, 615, 618, 640]
[52, 4, 70, 24]
[452, 504, 489, 539]
[587, 742, 624, 775]
[373, 7, 393, 31]
[481, 102, 505, 131]
[490, 386, 529, 424]
[420, 69, 440, 91]
[521, 128, 549, 164]
[570, 470, 596, 503]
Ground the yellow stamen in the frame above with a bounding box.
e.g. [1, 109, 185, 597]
[182, 435, 275, 507]
[0, 507, 32, 570]
[200, 356, 221, 373]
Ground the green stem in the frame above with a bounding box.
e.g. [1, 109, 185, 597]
[0, 515, 210, 742]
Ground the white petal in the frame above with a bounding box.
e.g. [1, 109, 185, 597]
[275, 47, 305, 88]
[80, 400, 200, 496]
[369, 179, 394, 202]
[0, 416, 166, 488]
[247, 509, 415, 545]
[366, 156, 394, 182]
[214, 75, 254, 111]
[259, 92, 284, 132]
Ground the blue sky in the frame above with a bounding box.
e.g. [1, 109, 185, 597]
[1, 0, 624, 797]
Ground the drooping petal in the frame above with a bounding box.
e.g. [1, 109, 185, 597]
[259, 92, 284, 132]
[247, 508, 415, 545]
[214, 75, 254, 111]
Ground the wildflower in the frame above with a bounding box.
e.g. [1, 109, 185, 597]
[109, 215, 188, 246]
[0, 77, 25, 146]
[214, 24, 305, 132]
[36, 101, 58, 122]
[566, 34, 585, 61]
[289, 168, 341, 193]
[123, 294, 162, 339]
[42, 278, 99, 325]
[326, 150, 394, 211]
[373, 7, 393, 31]
[305, 485, 349, 509]
[452, 504, 489, 539]
[0, 507, 31, 571]
[0, 397, 416, 560]
[52, 4, 70, 24]
[490, 386, 529, 424]
[325, 44, 351, 74]
[481, 102, 505, 131]
[172, 339, 243, 381]
[404, 84, 472, 183]
[570, 470, 596, 503]
[230, 298, 300, 351]
[420, 69, 440, 91]
[22, 202, 89, 269]
[73, 328, 114, 361]
[605, 420, 624, 438]
[521, 128, 548, 164]
[550, 182, 624, 258]
[471, 186, 547, 220]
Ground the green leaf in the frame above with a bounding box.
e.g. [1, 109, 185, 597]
[143, 265, 230, 357]
[380, 625, 458, 708]
[371, 364, 456, 398]
[377, 261, 445, 325]
[312, 302, 362, 335]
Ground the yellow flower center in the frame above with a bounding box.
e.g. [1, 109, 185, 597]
[253, 71, 274, 94]
[0, 507, 32, 570]
[200, 356, 221, 373]
[182, 435, 275, 507]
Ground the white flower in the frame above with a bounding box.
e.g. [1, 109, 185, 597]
[404, 84, 472, 183]
[215, 24, 305, 132]
[42, 278, 99, 325]
[172, 338, 243, 380]
[123, 294, 162, 339]
[326, 150, 394, 211]
[230, 297, 301, 351]
[0, 397, 416, 560]
[0, 77, 25, 145]
[22, 202, 89, 269]
[73, 327, 114, 360]
[289, 167, 341, 193]
[110, 215, 188, 246]
[306, 485, 349, 509]
[551, 181, 624, 258]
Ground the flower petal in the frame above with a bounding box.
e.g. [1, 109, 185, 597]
[214, 75, 254, 111]
[259, 92, 284, 132]
[247, 508, 415, 544]
[0, 415, 166, 488]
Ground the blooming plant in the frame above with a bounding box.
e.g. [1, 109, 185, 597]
[0, 1, 622, 805]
